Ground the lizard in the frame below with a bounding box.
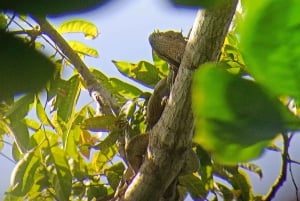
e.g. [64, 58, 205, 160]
[125, 30, 198, 175]
[146, 30, 188, 130]
[113, 30, 198, 200]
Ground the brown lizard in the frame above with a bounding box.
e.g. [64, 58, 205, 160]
[149, 30, 187, 68]
[145, 30, 188, 130]
[125, 30, 198, 174]
[117, 30, 198, 200]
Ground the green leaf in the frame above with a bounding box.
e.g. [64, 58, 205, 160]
[90, 68, 143, 103]
[5, 93, 34, 120]
[87, 184, 108, 200]
[82, 114, 117, 132]
[192, 64, 299, 164]
[109, 78, 143, 99]
[230, 171, 253, 201]
[152, 52, 169, 77]
[240, 163, 263, 178]
[104, 162, 125, 190]
[94, 131, 120, 152]
[12, 142, 23, 161]
[29, 130, 58, 150]
[241, 0, 300, 100]
[9, 148, 40, 196]
[119, 100, 137, 120]
[170, 0, 231, 8]
[0, 13, 7, 29]
[68, 41, 99, 57]
[0, 33, 54, 100]
[50, 147, 72, 201]
[179, 174, 207, 199]
[0, 0, 109, 15]
[58, 19, 99, 39]
[9, 120, 30, 154]
[91, 144, 117, 172]
[56, 75, 81, 122]
[36, 98, 53, 127]
[216, 183, 234, 201]
[24, 118, 41, 131]
[196, 146, 213, 191]
[65, 125, 81, 159]
[112, 60, 162, 88]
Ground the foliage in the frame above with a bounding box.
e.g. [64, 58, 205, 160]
[0, 0, 109, 16]
[0, 0, 300, 201]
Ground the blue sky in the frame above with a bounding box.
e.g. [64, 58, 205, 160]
[1, 0, 299, 200]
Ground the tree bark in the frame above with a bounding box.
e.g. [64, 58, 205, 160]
[124, 1, 238, 201]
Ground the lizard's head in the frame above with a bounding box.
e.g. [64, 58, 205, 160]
[149, 30, 187, 67]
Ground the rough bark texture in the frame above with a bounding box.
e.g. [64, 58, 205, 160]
[124, 1, 238, 201]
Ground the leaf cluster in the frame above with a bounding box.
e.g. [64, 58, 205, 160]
[1, 0, 300, 201]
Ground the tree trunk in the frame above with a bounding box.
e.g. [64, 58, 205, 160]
[124, 1, 238, 201]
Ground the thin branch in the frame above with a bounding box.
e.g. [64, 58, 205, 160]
[288, 154, 299, 201]
[5, 13, 16, 30]
[263, 134, 289, 201]
[0, 152, 16, 164]
[31, 16, 119, 116]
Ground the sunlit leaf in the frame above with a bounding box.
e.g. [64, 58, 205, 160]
[0, 13, 7, 29]
[119, 100, 137, 120]
[94, 131, 120, 152]
[65, 125, 81, 159]
[79, 129, 98, 158]
[56, 75, 81, 122]
[240, 163, 263, 178]
[12, 142, 23, 162]
[9, 148, 40, 196]
[58, 19, 99, 39]
[152, 52, 169, 77]
[24, 118, 40, 131]
[68, 41, 99, 57]
[90, 68, 143, 103]
[91, 144, 117, 172]
[36, 98, 53, 127]
[90, 68, 109, 83]
[112, 60, 162, 88]
[5, 93, 34, 120]
[82, 114, 117, 132]
[241, 0, 300, 100]
[0, 33, 54, 100]
[109, 78, 143, 99]
[50, 147, 72, 201]
[192, 64, 300, 164]
[9, 120, 30, 154]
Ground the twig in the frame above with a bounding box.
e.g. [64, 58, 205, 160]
[31, 15, 119, 116]
[263, 134, 289, 201]
[288, 153, 299, 201]
[0, 152, 15, 164]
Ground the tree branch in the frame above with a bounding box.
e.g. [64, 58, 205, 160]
[32, 16, 119, 115]
[124, 1, 238, 200]
[263, 134, 289, 201]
